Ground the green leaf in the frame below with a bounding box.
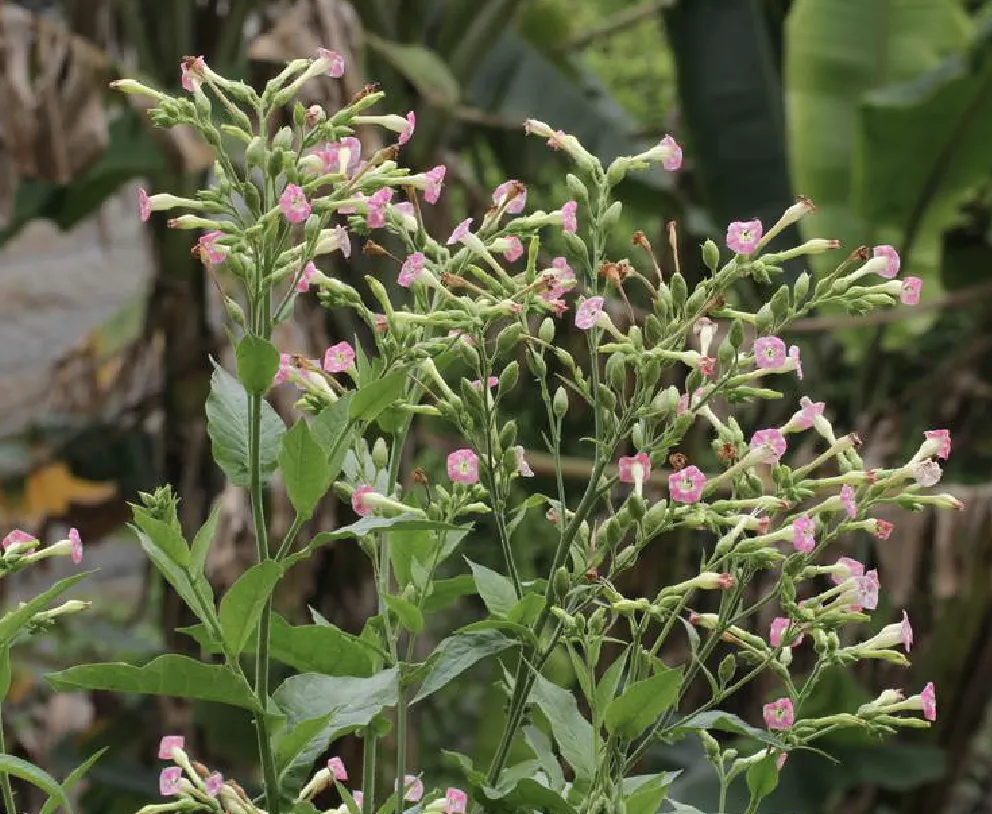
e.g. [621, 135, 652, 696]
[412, 630, 515, 703]
[236, 335, 280, 395]
[596, 651, 628, 713]
[746, 754, 780, 805]
[365, 34, 460, 106]
[274, 712, 334, 777]
[383, 594, 424, 634]
[133, 526, 214, 627]
[670, 710, 787, 749]
[0, 572, 90, 645]
[132, 507, 190, 568]
[507, 592, 545, 626]
[530, 672, 598, 780]
[624, 773, 680, 814]
[205, 359, 285, 487]
[38, 748, 109, 814]
[190, 501, 222, 576]
[0, 755, 72, 813]
[310, 394, 355, 479]
[422, 575, 478, 614]
[524, 725, 565, 791]
[349, 371, 408, 422]
[279, 420, 333, 519]
[466, 558, 518, 616]
[48, 655, 260, 711]
[219, 561, 284, 656]
[604, 667, 683, 740]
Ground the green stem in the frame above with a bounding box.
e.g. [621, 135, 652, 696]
[0, 704, 16, 814]
[275, 513, 305, 561]
[362, 729, 377, 814]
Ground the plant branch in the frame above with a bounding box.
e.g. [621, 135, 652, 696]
[0, 704, 16, 814]
[554, 0, 675, 53]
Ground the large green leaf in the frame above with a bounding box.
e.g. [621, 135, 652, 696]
[412, 630, 516, 703]
[604, 667, 683, 740]
[310, 394, 354, 481]
[131, 507, 190, 568]
[236, 335, 280, 395]
[284, 515, 457, 567]
[274, 712, 334, 779]
[279, 420, 333, 520]
[668, 710, 787, 749]
[0, 755, 72, 813]
[365, 34, 460, 106]
[48, 655, 260, 711]
[190, 500, 222, 576]
[205, 359, 285, 487]
[466, 558, 518, 616]
[133, 525, 214, 627]
[0, 572, 90, 645]
[350, 371, 408, 422]
[218, 561, 284, 657]
[530, 672, 599, 781]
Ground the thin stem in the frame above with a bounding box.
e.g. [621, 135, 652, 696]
[362, 729, 377, 814]
[0, 704, 16, 814]
[275, 513, 305, 561]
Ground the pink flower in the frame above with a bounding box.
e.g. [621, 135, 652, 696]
[925, 429, 951, 460]
[471, 376, 499, 390]
[841, 485, 857, 518]
[315, 137, 362, 176]
[900, 276, 922, 305]
[138, 188, 151, 222]
[792, 514, 816, 553]
[158, 735, 184, 760]
[560, 200, 578, 233]
[658, 134, 682, 171]
[297, 262, 318, 293]
[698, 357, 716, 377]
[913, 459, 942, 487]
[351, 486, 376, 517]
[668, 465, 706, 504]
[754, 336, 786, 369]
[198, 231, 227, 265]
[873, 245, 900, 278]
[398, 111, 416, 146]
[2, 529, 35, 551]
[854, 569, 880, 611]
[790, 396, 825, 430]
[180, 56, 205, 92]
[769, 617, 803, 648]
[317, 48, 346, 78]
[353, 791, 364, 808]
[328, 756, 348, 782]
[279, 184, 311, 224]
[205, 773, 223, 797]
[513, 446, 534, 478]
[500, 236, 524, 263]
[323, 341, 355, 374]
[789, 345, 803, 380]
[750, 428, 787, 463]
[762, 697, 795, 730]
[542, 257, 577, 305]
[443, 788, 468, 814]
[727, 219, 763, 254]
[870, 519, 894, 540]
[493, 180, 527, 214]
[159, 766, 183, 796]
[900, 610, 913, 652]
[69, 528, 83, 564]
[395, 775, 424, 802]
[273, 353, 294, 386]
[575, 296, 605, 330]
[399, 252, 427, 287]
[618, 453, 651, 486]
[447, 218, 473, 246]
[921, 682, 937, 722]
[423, 165, 447, 204]
[447, 449, 480, 485]
[366, 188, 394, 229]
[831, 556, 865, 586]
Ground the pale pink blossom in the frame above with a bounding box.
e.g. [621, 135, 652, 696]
[351, 486, 376, 517]
[831, 556, 865, 586]
[353, 791, 364, 808]
[575, 296, 605, 330]
[69, 528, 83, 564]
[316, 48, 346, 78]
[925, 429, 951, 460]
[315, 137, 362, 176]
[399, 252, 427, 288]
[618, 453, 651, 486]
[443, 788, 468, 814]
[788, 344, 803, 380]
[873, 245, 900, 278]
[273, 353, 294, 386]
[769, 617, 803, 648]
[205, 773, 223, 797]
[447, 218, 473, 246]
[198, 231, 227, 265]
[750, 428, 787, 463]
[279, 184, 311, 224]
[792, 514, 816, 553]
[657, 134, 682, 171]
[754, 336, 786, 369]
[471, 376, 499, 391]
[514, 446, 534, 478]
[327, 756, 348, 782]
[762, 697, 794, 730]
[541, 257, 576, 305]
[493, 180, 527, 213]
[395, 775, 424, 802]
[854, 569, 879, 611]
[900, 277, 922, 305]
[560, 200, 578, 233]
[366, 188, 393, 229]
[138, 188, 151, 222]
[399, 111, 416, 145]
[921, 682, 937, 721]
[698, 357, 716, 377]
[297, 262, 318, 292]
[727, 219, 763, 254]
[323, 341, 355, 374]
[499, 236, 524, 263]
[181, 56, 205, 92]
[900, 610, 913, 652]
[2, 529, 36, 551]
[158, 735, 184, 760]
[668, 465, 706, 504]
[841, 485, 857, 518]
[870, 519, 894, 540]
[447, 449, 480, 485]
[913, 459, 942, 487]
[790, 396, 825, 430]
[422, 165, 446, 204]
[160, 766, 183, 796]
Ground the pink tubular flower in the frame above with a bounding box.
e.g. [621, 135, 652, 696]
[841, 485, 857, 518]
[493, 180, 527, 214]
[353, 791, 364, 808]
[273, 353, 294, 386]
[2, 529, 36, 551]
[366, 188, 394, 229]
[541, 257, 577, 306]
[158, 735, 184, 760]
[423, 165, 447, 204]
[447, 449, 480, 485]
[901, 277, 922, 305]
[925, 429, 952, 460]
[443, 788, 468, 814]
[762, 697, 795, 731]
[351, 486, 376, 518]
[327, 757, 348, 782]
[399, 111, 416, 145]
[668, 465, 706, 504]
[769, 617, 803, 648]
[205, 773, 223, 797]
[870, 519, 894, 540]
[198, 231, 227, 265]
[658, 134, 682, 171]
[698, 356, 716, 377]
[575, 296, 605, 330]
[727, 219, 763, 255]
[279, 184, 311, 224]
[921, 682, 937, 722]
[913, 459, 942, 487]
[900, 610, 914, 652]
[831, 556, 865, 586]
[395, 775, 424, 802]
[750, 428, 787, 463]
[618, 452, 651, 486]
[792, 513, 816, 554]
[323, 341, 356, 374]
[513, 446, 534, 478]
[873, 245, 900, 278]
[471, 377, 499, 390]
[500, 236, 524, 263]
[316, 48, 346, 78]
[180, 56, 205, 92]
[854, 569, 880, 611]
[788, 345, 803, 380]
[138, 188, 151, 222]
[297, 262, 318, 293]
[160, 766, 183, 796]
[791, 396, 825, 430]
[447, 217, 473, 246]
[754, 336, 787, 369]
[315, 137, 362, 176]
[69, 528, 83, 564]
[399, 252, 427, 287]
[560, 200, 578, 233]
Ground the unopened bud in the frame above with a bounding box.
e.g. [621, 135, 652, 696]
[371, 438, 389, 469]
[539, 317, 555, 344]
[702, 239, 720, 272]
[553, 387, 569, 418]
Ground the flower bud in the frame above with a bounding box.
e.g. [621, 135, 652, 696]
[565, 173, 589, 203]
[553, 566, 570, 601]
[539, 317, 555, 344]
[372, 438, 389, 469]
[702, 239, 720, 272]
[553, 387, 569, 418]
[614, 545, 637, 570]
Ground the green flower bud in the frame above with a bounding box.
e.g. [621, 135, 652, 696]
[292, 101, 307, 129]
[717, 337, 736, 370]
[793, 271, 810, 304]
[626, 494, 645, 522]
[755, 304, 774, 333]
[644, 314, 663, 346]
[499, 420, 518, 449]
[702, 239, 720, 272]
[563, 232, 588, 258]
[372, 437, 389, 469]
[670, 272, 687, 311]
[565, 173, 590, 203]
[553, 386, 569, 418]
[631, 422, 645, 449]
[769, 285, 791, 321]
[496, 322, 524, 355]
[718, 654, 736, 686]
[601, 200, 623, 228]
[613, 545, 637, 571]
[498, 360, 519, 394]
[553, 566, 570, 601]
[539, 317, 555, 344]
[605, 354, 626, 391]
[728, 319, 744, 349]
[526, 350, 547, 378]
[273, 125, 293, 151]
